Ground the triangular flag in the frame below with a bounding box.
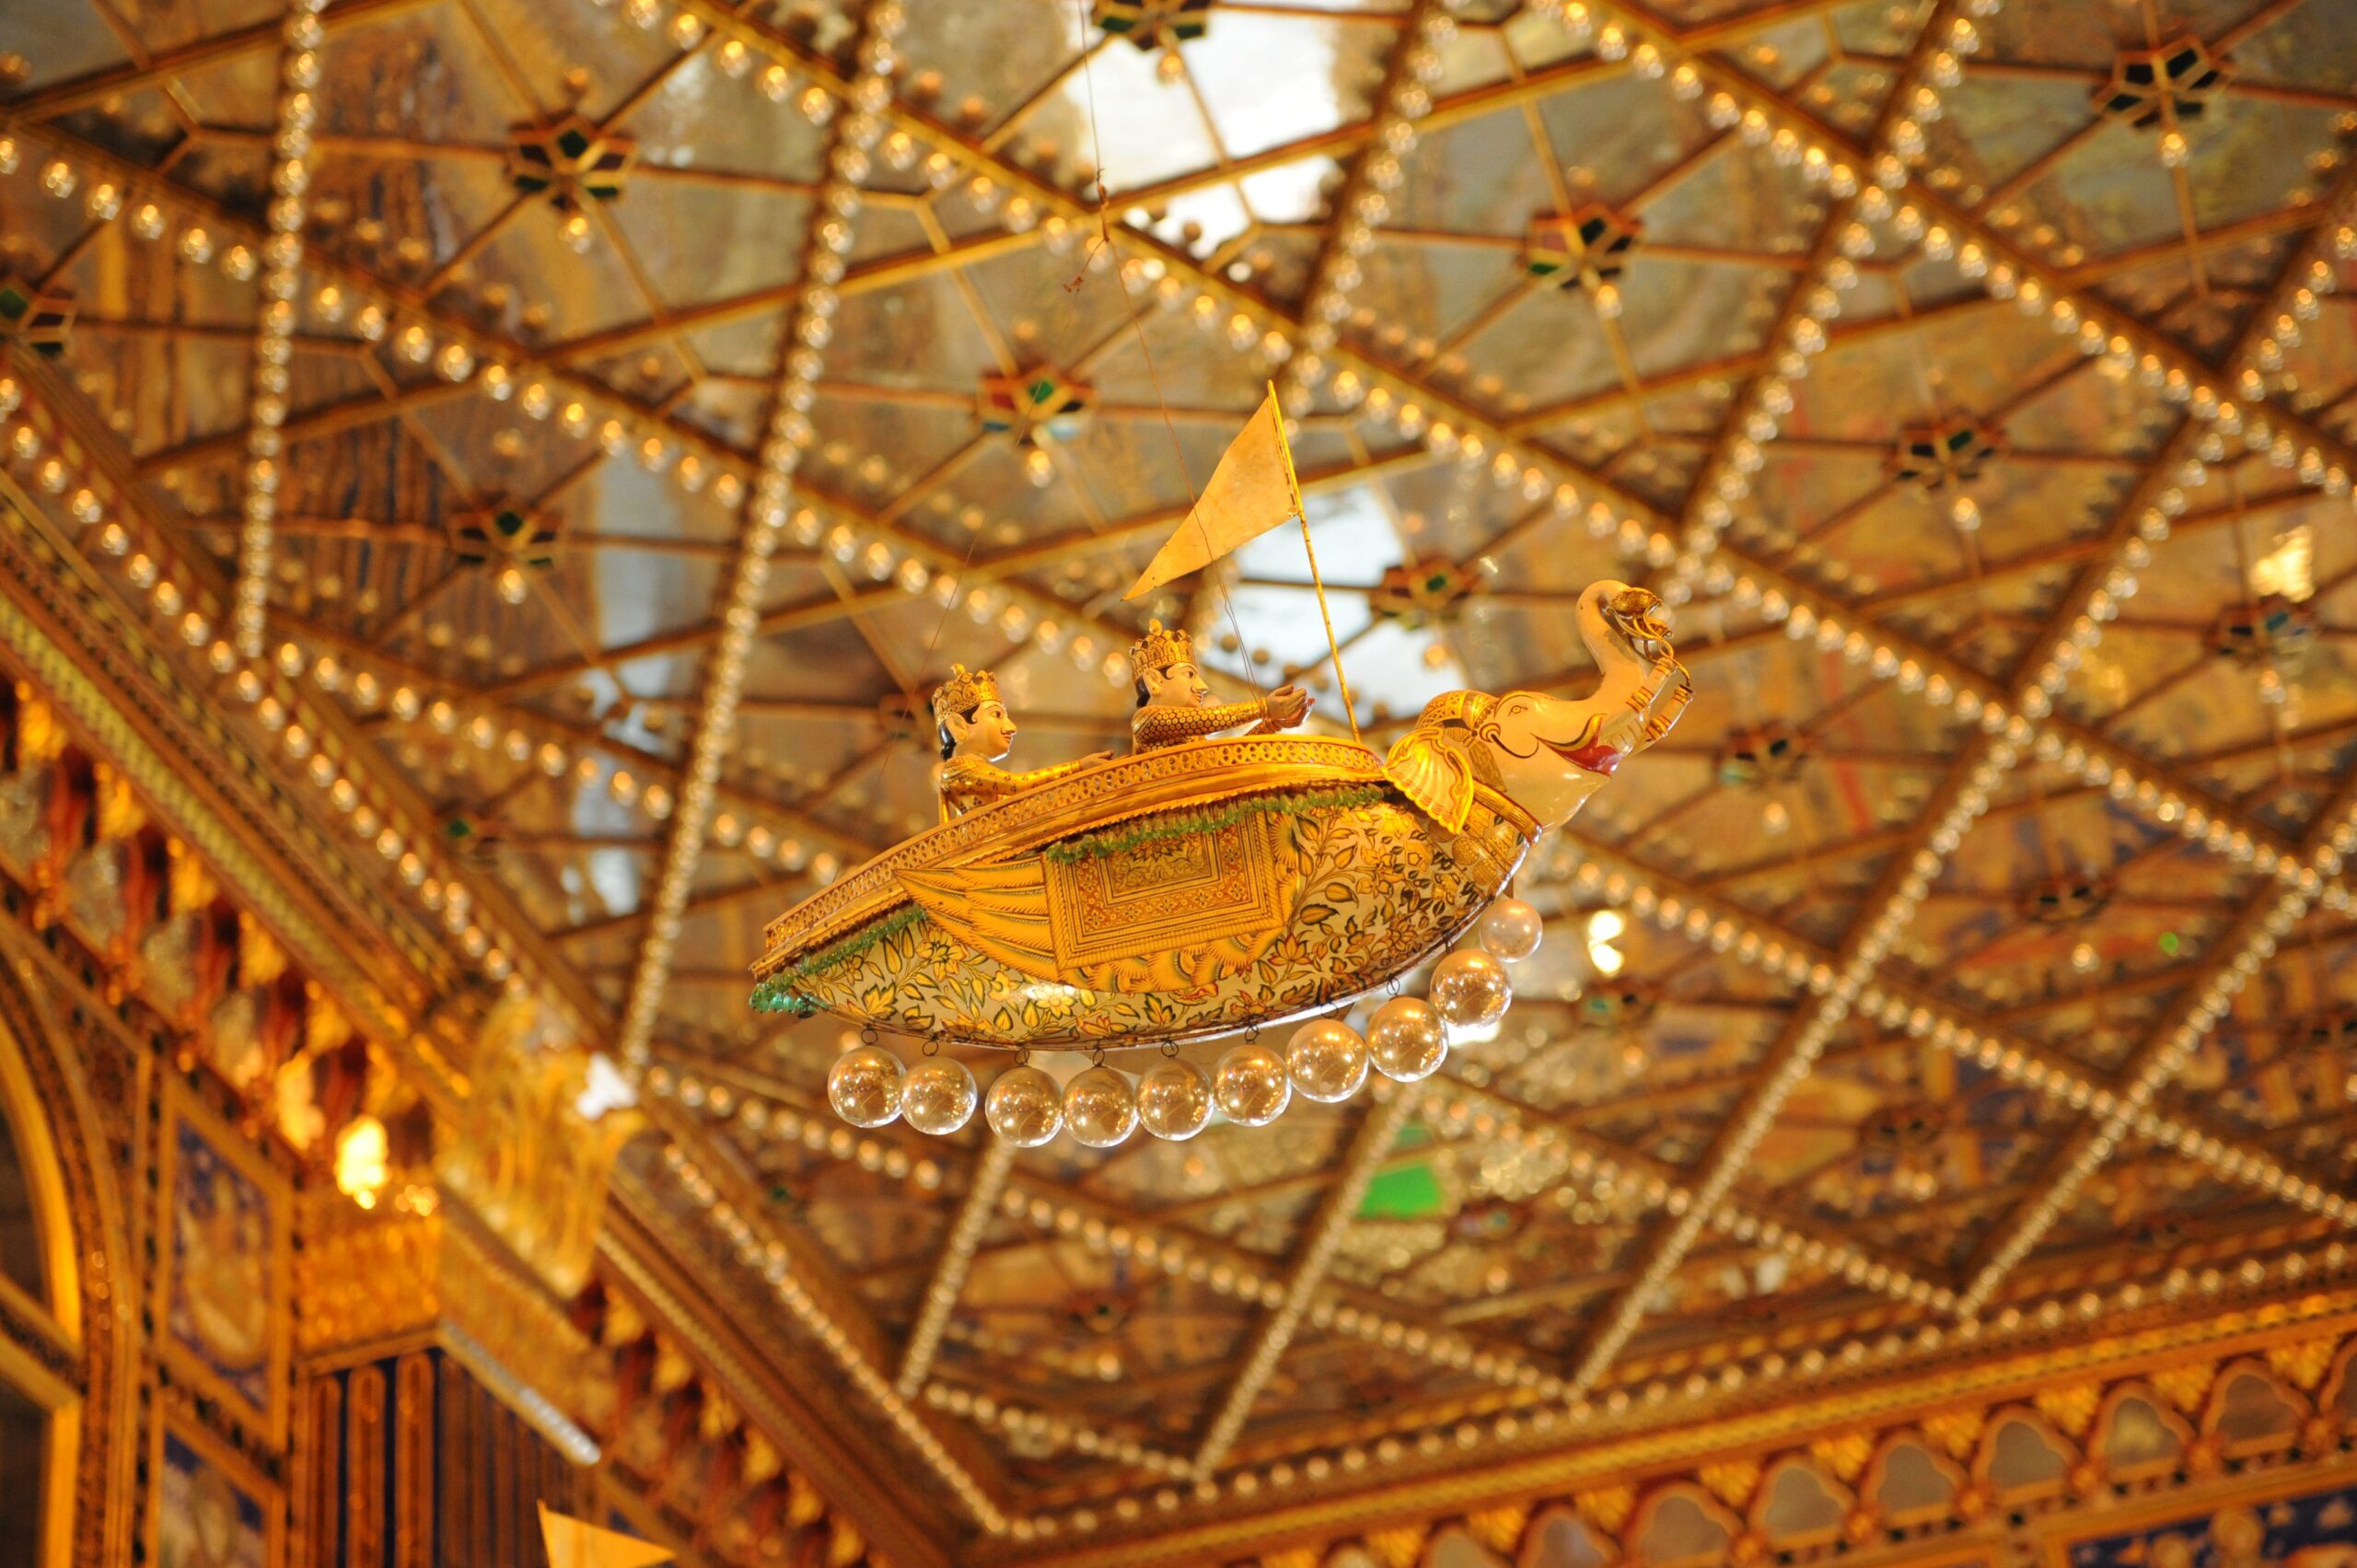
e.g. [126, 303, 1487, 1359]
[1123, 389, 1298, 600]
[539, 1503, 676, 1568]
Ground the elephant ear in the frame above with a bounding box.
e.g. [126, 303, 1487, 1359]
[1383, 729, 1477, 833]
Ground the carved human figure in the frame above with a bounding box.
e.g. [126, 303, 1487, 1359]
[931, 663, 1109, 823]
[1127, 620, 1312, 751]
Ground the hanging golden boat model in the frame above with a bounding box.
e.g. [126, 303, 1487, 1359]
[750, 580, 1689, 1050]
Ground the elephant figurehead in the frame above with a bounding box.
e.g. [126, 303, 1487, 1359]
[1383, 581, 1690, 833]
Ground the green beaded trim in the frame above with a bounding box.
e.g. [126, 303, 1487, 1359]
[1039, 784, 1390, 865]
[749, 904, 926, 1015]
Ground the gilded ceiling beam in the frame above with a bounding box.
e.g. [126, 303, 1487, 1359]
[1193, 1096, 1418, 1474]
[1653, 95, 1892, 608]
[1017, 1282, 2357, 1565]
[1586, 1, 2357, 494]
[1109, 0, 1887, 217]
[0, 0, 441, 120]
[1500, 292, 2000, 436]
[896, 1138, 1016, 1397]
[1548, 0, 1977, 1398]
[1111, 52, 1627, 215]
[3, 109, 1190, 760]
[1271, 0, 1455, 424]
[227, 0, 321, 660]
[1955, 772, 2357, 1310]
[1541, 831, 2355, 1229]
[1403, 1072, 1957, 1313]
[136, 375, 475, 477]
[644, 1038, 2357, 1515]
[3, 364, 594, 1032]
[269, 607, 880, 867]
[1687, 160, 2357, 905]
[0, 469, 460, 1102]
[635, 1116, 1015, 1534]
[544, 227, 1044, 366]
[598, 1199, 964, 1568]
[651, 1052, 1573, 1405]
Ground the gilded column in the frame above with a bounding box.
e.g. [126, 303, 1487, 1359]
[345, 1365, 386, 1566]
[393, 1352, 434, 1568]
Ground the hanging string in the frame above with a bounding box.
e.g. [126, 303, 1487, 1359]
[1062, 0, 1265, 702]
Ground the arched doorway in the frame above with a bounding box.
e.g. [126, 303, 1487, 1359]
[0, 967, 134, 1568]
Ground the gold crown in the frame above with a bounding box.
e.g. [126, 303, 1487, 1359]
[928, 663, 1000, 726]
[1127, 619, 1193, 680]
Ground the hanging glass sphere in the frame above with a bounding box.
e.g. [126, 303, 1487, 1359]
[1367, 995, 1448, 1081]
[1213, 1041, 1290, 1127]
[1429, 948, 1512, 1030]
[827, 1043, 905, 1128]
[900, 1056, 979, 1136]
[985, 1064, 1064, 1146]
[1285, 1017, 1368, 1103]
[1477, 897, 1544, 962]
[1137, 1057, 1213, 1140]
[1062, 1065, 1139, 1148]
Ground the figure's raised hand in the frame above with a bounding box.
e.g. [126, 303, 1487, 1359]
[1267, 685, 1314, 728]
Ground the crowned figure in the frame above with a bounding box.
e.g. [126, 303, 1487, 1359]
[932, 664, 1109, 824]
[1128, 621, 1313, 752]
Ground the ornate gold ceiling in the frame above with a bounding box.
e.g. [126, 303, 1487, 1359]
[6, 0, 2357, 1559]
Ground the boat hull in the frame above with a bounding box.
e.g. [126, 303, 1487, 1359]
[750, 737, 1532, 1049]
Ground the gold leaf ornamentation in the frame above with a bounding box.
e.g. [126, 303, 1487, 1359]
[2034, 1381, 2102, 1438]
[1701, 1459, 1762, 1508]
[2151, 1362, 2217, 1414]
[2267, 1337, 2337, 1391]
[1468, 1504, 1528, 1551]
[1810, 1433, 1873, 1483]
[1575, 1485, 1636, 1532]
[1364, 1525, 1429, 1568]
[1922, 1408, 1984, 1460]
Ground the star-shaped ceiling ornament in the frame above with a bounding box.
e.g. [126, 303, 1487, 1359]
[1524, 204, 1643, 299]
[1369, 556, 1479, 626]
[1093, 0, 1212, 52]
[1714, 723, 1812, 788]
[506, 111, 638, 252]
[2095, 36, 2231, 130]
[0, 276, 72, 356]
[1888, 420, 2004, 492]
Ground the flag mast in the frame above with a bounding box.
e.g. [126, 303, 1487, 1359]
[1267, 380, 1363, 746]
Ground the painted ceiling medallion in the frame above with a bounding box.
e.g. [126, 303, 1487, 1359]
[1889, 420, 2004, 491]
[447, 498, 563, 573]
[1369, 556, 1479, 625]
[1714, 722, 1811, 788]
[2017, 872, 2114, 927]
[978, 369, 1096, 449]
[505, 111, 637, 213]
[441, 811, 505, 867]
[1524, 204, 1643, 295]
[0, 276, 73, 355]
[1093, 0, 1212, 51]
[2209, 594, 2317, 668]
[2294, 1006, 2357, 1052]
[2096, 35, 2231, 129]
[1574, 984, 1659, 1033]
